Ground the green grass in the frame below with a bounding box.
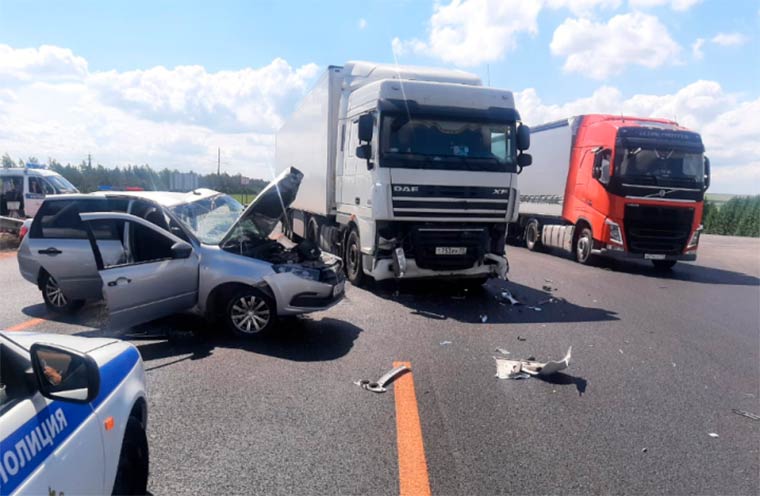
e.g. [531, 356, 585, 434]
[231, 193, 257, 205]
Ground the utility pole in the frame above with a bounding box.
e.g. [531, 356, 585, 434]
[88, 153, 92, 168]
[217, 147, 221, 175]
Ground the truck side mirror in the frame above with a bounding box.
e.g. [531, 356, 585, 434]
[356, 144, 373, 169]
[703, 156, 710, 190]
[517, 153, 532, 168]
[517, 124, 530, 151]
[592, 149, 611, 183]
[358, 114, 374, 143]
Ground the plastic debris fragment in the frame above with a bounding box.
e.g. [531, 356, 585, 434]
[494, 347, 572, 380]
[354, 365, 411, 393]
[732, 409, 760, 421]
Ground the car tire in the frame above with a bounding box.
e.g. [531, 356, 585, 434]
[41, 272, 84, 314]
[524, 220, 541, 251]
[652, 260, 677, 270]
[112, 416, 149, 496]
[344, 228, 364, 286]
[225, 288, 277, 338]
[575, 227, 594, 265]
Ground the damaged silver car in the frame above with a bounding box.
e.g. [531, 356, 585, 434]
[17, 167, 345, 337]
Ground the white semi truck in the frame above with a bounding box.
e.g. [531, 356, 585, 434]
[276, 61, 531, 285]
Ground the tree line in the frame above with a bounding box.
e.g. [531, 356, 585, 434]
[703, 196, 760, 238]
[2, 154, 268, 195]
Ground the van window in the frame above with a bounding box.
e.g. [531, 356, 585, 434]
[29, 177, 55, 195]
[31, 199, 128, 239]
[0, 176, 24, 216]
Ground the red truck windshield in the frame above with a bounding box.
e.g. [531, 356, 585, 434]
[617, 147, 705, 186]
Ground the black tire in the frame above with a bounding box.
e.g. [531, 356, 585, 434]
[524, 220, 541, 251]
[652, 260, 677, 270]
[112, 416, 149, 495]
[344, 228, 364, 286]
[224, 287, 277, 338]
[41, 272, 84, 314]
[574, 227, 594, 265]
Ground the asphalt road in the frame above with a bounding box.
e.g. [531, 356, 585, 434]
[1, 234, 758, 495]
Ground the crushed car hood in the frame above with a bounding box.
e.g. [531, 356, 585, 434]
[220, 167, 303, 245]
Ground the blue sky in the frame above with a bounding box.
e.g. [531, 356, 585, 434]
[0, 0, 757, 192]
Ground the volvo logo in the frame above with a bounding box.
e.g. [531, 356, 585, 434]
[393, 185, 419, 193]
[658, 189, 666, 197]
[493, 188, 509, 195]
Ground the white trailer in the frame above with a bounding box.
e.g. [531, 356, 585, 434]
[276, 61, 532, 285]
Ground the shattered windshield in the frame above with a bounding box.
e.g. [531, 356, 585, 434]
[617, 147, 704, 184]
[380, 114, 516, 171]
[170, 194, 243, 244]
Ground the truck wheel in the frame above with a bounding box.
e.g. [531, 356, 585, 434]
[652, 260, 677, 270]
[41, 272, 84, 314]
[575, 227, 594, 265]
[225, 288, 277, 337]
[112, 416, 149, 495]
[345, 228, 364, 286]
[524, 220, 541, 251]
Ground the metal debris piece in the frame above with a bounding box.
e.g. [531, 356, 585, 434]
[732, 409, 760, 421]
[480, 314, 488, 323]
[440, 340, 452, 346]
[619, 349, 624, 354]
[642, 448, 648, 453]
[528, 306, 543, 312]
[494, 347, 572, 380]
[542, 285, 554, 292]
[495, 348, 510, 355]
[708, 432, 719, 438]
[499, 290, 521, 305]
[544, 278, 553, 283]
[355, 365, 411, 393]
[517, 336, 527, 341]
[451, 295, 466, 300]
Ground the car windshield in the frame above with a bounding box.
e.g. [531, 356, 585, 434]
[45, 175, 79, 193]
[380, 115, 516, 171]
[618, 147, 704, 184]
[170, 194, 243, 244]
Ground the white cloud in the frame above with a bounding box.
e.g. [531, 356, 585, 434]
[358, 18, 367, 30]
[629, 0, 701, 11]
[691, 38, 705, 60]
[515, 80, 760, 194]
[547, 0, 622, 17]
[392, 0, 542, 67]
[710, 32, 749, 46]
[550, 12, 681, 79]
[0, 44, 320, 178]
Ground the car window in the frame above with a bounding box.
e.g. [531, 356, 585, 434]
[28, 177, 55, 195]
[0, 342, 34, 416]
[31, 199, 128, 239]
[94, 219, 175, 268]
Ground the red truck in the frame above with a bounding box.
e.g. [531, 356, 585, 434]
[514, 114, 709, 269]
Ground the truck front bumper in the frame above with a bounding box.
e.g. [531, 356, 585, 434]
[368, 253, 509, 281]
[593, 247, 697, 262]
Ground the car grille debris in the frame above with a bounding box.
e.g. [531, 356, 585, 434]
[495, 347, 572, 380]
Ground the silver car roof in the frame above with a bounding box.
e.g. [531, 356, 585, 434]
[40, 188, 222, 207]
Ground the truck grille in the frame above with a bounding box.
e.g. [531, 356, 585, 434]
[624, 205, 694, 254]
[392, 184, 509, 221]
[410, 227, 488, 270]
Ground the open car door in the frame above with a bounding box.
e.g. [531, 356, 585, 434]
[80, 212, 200, 330]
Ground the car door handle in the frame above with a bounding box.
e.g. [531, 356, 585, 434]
[107, 277, 132, 287]
[355, 197, 360, 205]
[38, 247, 62, 255]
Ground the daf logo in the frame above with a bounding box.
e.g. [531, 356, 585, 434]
[493, 188, 509, 195]
[394, 185, 419, 193]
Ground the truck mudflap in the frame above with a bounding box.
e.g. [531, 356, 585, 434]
[367, 252, 509, 281]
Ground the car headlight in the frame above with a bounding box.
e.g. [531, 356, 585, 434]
[605, 219, 623, 245]
[273, 264, 321, 281]
[687, 225, 703, 249]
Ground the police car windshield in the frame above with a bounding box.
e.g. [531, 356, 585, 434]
[45, 175, 79, 193]
[170, 194, 244, 244]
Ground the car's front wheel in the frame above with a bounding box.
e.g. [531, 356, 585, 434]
[112, 416, 149, 495]
[41, 272, 84, 314]
[225, 288, 277, 338]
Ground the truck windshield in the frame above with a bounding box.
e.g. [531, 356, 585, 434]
[380, 115, 516, 172]
[170, 194, 243, 244]
[617, 147, 704, 186]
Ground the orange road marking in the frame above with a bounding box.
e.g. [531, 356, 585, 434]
[0, 251, 17, 260]
[6, 318, 45, 332]
[393, 361, 432, 496]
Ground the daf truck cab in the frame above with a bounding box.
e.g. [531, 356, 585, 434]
[515, 114, 709, 269]
[277, 61, 531, 285]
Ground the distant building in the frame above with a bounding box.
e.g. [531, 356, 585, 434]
[240, 176, 251, 186]
[170, 171, 199, 192]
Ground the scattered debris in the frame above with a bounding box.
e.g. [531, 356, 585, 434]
[672, 362, 677, 368]
[393, 290, 400, 297]
[618, 349, 624, 354]
[494, 347, 572, 380]
[517, 336, 527, 341]
[354, 365, 411, 393]
[439, 340, 452, 346]
[732, 409, 760, 421]
[708, 432, 719, 438]
[641, 448, 648, 453]
[480, 314, 488, 323]
[544, 278, 553, 283]
[538, 298, 554, 305]
[499, 290, 521, 305]
[495, 348, 510, 355]
[542, 285, 554, 292]
[451, 295, 466, 300]
[528, 306, 543, 312]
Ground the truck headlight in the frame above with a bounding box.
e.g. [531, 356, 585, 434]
[273, 264, 320, 281]
[687, 225, 703, 249]
[605, 219, 623, 245]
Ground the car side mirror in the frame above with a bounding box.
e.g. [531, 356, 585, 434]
[358, 113, 374, 143]
[517, 124, 530, 151]
[30, 343, 100, 403]
[703, 156, 711, 190]
[171, 241, 193, 259]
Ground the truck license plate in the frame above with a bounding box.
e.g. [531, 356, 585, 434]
[435, 247, 467, 255]
[644, 253, 667, 260]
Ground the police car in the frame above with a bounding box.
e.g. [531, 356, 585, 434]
[0, 331, 148, 495]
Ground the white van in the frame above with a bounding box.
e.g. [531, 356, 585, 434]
[0, 167, 79, 219]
